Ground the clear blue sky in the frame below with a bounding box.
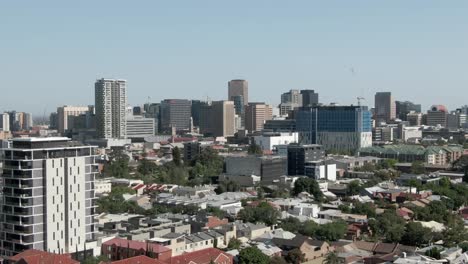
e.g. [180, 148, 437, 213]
[1, 1, 468, 116]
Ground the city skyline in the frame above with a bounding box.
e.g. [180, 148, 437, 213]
[1, 1, 468, 115]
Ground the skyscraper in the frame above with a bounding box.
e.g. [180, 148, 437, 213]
[57, 106, 90, 134]
[245, 103, 273, 132]
[395, 101, 422, 120]
[95, 78, 127, 139]
[160, 99, 192, 133]
[0, 113, 10, 132]
[426, 105, 448, 127]
[280, 90, 303, 116]
[374, 92, 396, 124]
[295, 105, 372, 152]
[228, 79, 248, 106]
[300, 90, 319, 107]
[0, 137, 97, 257]
[199, 101, 235, 137]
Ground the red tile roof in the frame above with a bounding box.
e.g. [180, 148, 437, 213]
[170, 248, 233, 264]
[103, 238, 171, 254]
[107, 255, 167, 264]
[9, 249, 79, 264]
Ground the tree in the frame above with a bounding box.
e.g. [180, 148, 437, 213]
[172, 147, 182, 166]
[401, 222, 432, 247]
[248, 143, 263, 155]
[215, 180, 241, 194]
[425, 247, 442, 259]
[285, 248, 305, 264]
[279, 217, 302, 233]
[347, 180, 361, 196]
[411, 161, 426, 174]
[137, 159, 159, 175]
[238, 247, 270, 264]
[292, 177, 323, 201]
[314, 221, 348, 241]
[227, 238, 242, 250]
[380, 159, 397, 169]
[238, 202, 280, 226]
[351, 202, 376, 218]
[104, 149, 130, 178]
[370, 210, 406, 243]
[270, 256, 288, 264]
[459, 242, 468, 253]
[324, 252, 341, 264]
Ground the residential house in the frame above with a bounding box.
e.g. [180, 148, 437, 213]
[273, 235, 332, 261]
[170, 248, 234, 264]
[106, 255, 167, 264]
[101, 237, 172, 263]
[7, 249, 79, 264]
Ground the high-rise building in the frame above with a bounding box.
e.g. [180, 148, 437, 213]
[95, 78, 127, 139]
[374, 92, 396, 124]
[190, 100, 203, 127]
[407, 111, 422, 126]
[281, 90, 303, 104]
[199, 101, 235, 137]
[287, 144, 325, 176]
[7, 111, 33, 131]
[144, 103, 161, 133]
[0, 113, 10, 132]
[231, 95, 245, 128]
[426, 105, 448, 127]
[300, 90, 319, 107]
[160, 99, 192, 133]
[245, 103, 273, 132]
[395, 101, 421, 120]
[23, 113, 33, 130]
[57, 106, 90, 134]
[0, 137, 97, 257]
[228, 79, 248, 106]
[295, 105, 372, 152]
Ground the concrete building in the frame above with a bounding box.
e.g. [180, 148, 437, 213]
[183, 142, 201, 162]
[0, 137, 98, 257]
[264, 119, 296, 132]
[1, 113, 10, 132]
[295, 105, 372, 152]
[224, 155, 287, 184]
[245, 103, 272, 132]
[300, 90, 319, 107]
[126, 116, 155, 140]
[396, 101, 421, 120]
[160, 99, 192, 133]
[374, 92, 396, 124]
[56, 106, 90, 134]
[287, 144, 325, 176]
[199, 101, 235, 137]
[400, 126, 423, 142]
[7, 111, 33, 131]
[426, 105, 448, 127]
[253, 132, 299, 151]
[228, 79, 248, 106]
[279, 90, 303, 116]
[95, 78, 128, 139]
[407, 111, 422, 126]
[144, 103, 161, 133]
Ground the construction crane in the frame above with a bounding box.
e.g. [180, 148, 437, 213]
[357, 97, 365, 107]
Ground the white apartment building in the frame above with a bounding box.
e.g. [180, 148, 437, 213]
[0, 137, 98, 257]
[253, 132, 299, 151]
[95, 78, 127, 139]
[0, 113, 10, 132]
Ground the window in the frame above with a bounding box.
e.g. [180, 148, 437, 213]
[56, 168, 58, 176]
[53, 232, 55, 240]
[53, 214, 55, 222]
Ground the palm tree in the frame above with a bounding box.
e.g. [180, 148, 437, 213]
[324, 252, 341, 264]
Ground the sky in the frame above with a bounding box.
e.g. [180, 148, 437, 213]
[1, 1, 468, 116]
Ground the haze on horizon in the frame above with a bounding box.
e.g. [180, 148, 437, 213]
[1, 1, 468, 116]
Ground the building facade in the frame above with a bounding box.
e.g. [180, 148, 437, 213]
[199, 101, 235, 137]
[126, 116, 155, 140]
[228, 79, 248, 106]
[374, 92, 396, 124]
[396, 101, 421, 120]
[160, 99, 192, 133]
[300, 90, 319, 107]
[57, 106, 90, 134]
[0, 137, 98, 257]
[1, 113, 10, 132]
[295, 105, 372, 152]
[245, 103, 273, 132]
[95, 78, 128, 139]
[287, 144, 325, 176]
[426, 105, 448, 127]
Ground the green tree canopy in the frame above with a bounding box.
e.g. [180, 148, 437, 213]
[238, 247, 270, 264]
[292, 177, 323, 201]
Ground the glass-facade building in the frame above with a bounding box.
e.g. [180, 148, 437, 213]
[295, 106, 372, 152]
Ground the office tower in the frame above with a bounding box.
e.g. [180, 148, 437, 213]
[264, 119, 297, 132]
[190, 100, 204, 127]
[144, 103, 161, 133]
[23, 113, 33, 130]
[426, 105, 448, 127]
[0, 113, 10, 132]
[395, 101, 422, 120]
[0, 137, 97, 257]
[199, 101, 235, 137]
[49, 112, 58, 129]
[228, 79, 248, 106]
[407, 111, 422, 126]
[57, 106, 90, 134]
[126, 116, 156, 140]
[132, 106, 142, 116]
[245, 103, 273, 132]
[183, 142, 201, 162]
[374, 92, 396, 124]
[295, 105, 372, 152]
[287, 144, 325, 176]
[279, 90, 302, 117]
[300, 90, 319, 107]
[95, 78, 127, 139]
[160, 99, 192, 133]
